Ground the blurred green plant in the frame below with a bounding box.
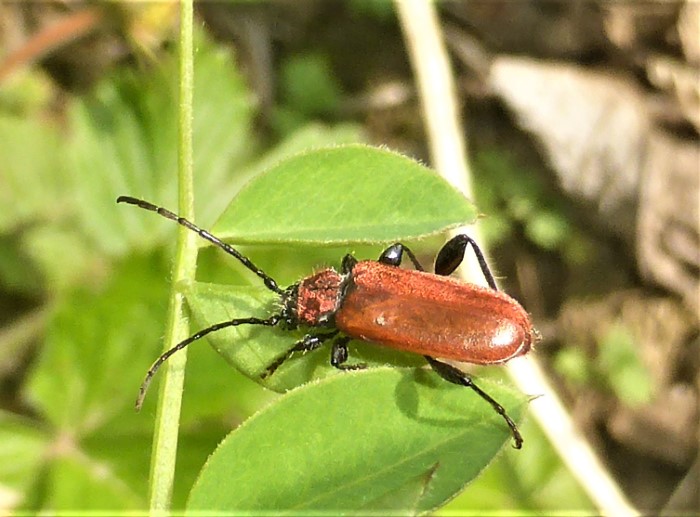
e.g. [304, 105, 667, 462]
[272, 52, 343, 135]
[348, 0, 397, 20]
[554, 322, 654, 407]
[473, 151, 593, 264]
[598, 323, 654, 406]
[0, 30, 364, 512]
[0, 25, 594, 516]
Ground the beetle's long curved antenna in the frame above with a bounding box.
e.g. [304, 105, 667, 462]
[136, 315, 281, 411]
[117, 196, 284, 295]
[424, 356, 523, 449]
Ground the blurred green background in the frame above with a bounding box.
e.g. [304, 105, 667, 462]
[0, 2, 697, 514]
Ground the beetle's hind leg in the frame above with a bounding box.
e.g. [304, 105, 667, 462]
[424, 356, 523, 449]
[261, 331, 339, 379]
[434, 234, 497, 289]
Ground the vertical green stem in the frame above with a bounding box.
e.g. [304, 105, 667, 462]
[147, 0, 196, 513]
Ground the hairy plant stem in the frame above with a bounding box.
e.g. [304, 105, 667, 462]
[147, 0, 196, 513]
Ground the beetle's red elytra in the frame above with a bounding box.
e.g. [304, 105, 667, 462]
[117, 195, 536, 448]
[334, 261, 532, 364]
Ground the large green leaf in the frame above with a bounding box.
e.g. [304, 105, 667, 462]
[187, 368, 525, 513]
[212, 145, 477, 244]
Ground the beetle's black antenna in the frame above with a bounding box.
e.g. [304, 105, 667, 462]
[117, 196, 284, 295]
[136, 315, 281, 410]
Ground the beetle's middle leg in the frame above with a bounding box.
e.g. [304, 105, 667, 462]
[262, 331, 339, 378]
[330, 336, 367, 371]
[378, 243, 426, 271]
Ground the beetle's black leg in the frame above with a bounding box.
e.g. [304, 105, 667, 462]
[261, 331, 339, 379]
[424, 356, 523, 449]
[331, 336, 367, 371]
[137, 315, 282, 410]
[378, 243, 425, 271]
[434, 234, 497, 290]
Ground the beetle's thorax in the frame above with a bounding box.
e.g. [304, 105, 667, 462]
[284, 267, 347, 328]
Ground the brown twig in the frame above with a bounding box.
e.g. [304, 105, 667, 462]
[0, 6, 103, 83]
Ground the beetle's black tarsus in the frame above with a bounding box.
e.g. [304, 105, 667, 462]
[424, 356, 523, 449]
[331, 336, 367, 370]
[261, 331, 339, 379]
[117, 196, 284, 295]
[434, 234, 498, 290]
[379, 243, 425, 271]
[136, 315, 281, 411]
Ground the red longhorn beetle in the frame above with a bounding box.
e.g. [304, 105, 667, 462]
[117, 196, 535, 448]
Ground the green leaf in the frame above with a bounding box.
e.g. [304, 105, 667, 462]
[187, 368, 525, 513]
[212, 145, 477, 244]
[186, 147, 476, 391]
